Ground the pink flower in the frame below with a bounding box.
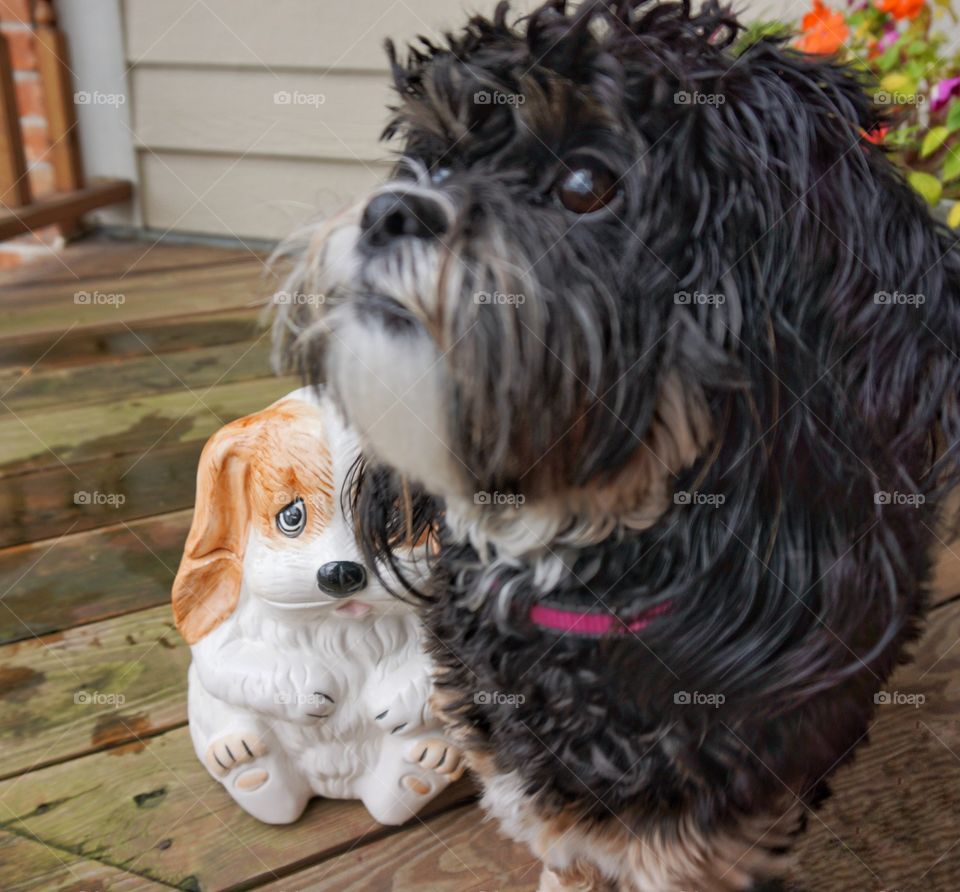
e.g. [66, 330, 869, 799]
[876, 25, 899, 51]
[931, 76, 960, 113]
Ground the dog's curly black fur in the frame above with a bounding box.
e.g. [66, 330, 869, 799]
[277, 0, 960, 887]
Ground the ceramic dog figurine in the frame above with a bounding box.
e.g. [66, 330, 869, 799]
[171, 387, 462, 825]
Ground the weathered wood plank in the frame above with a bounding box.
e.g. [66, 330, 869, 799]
[261, 803, 539, 892]
[0, 375, 295, 476]
[0, 368, 295, 547]
[0, 259, 268, 339]
[0, 829, 166, 891]
[0, 239, 262, 290]
[0, 255, 268, 313]
[0, 727, 476, 891]
[0, 605, 188, 781]
[0, 442, 200, 548]
[0, 307, 263, 370]
[0, 339, 273, 416]
[0, 511, 189, 644]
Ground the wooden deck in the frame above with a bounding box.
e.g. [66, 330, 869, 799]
[0, 236, 959, 891]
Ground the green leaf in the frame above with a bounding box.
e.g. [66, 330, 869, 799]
[877, 43, 904, 73]
[944, 149, 960, 183]
[908, 171, 943, 206]
[947, 101, 960, 132]
[905, 60, 926, 80]
[732, 20, 792, 55]
[947, 201, 960, 229]
[922, 126, 951, 157]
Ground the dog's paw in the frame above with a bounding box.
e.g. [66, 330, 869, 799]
[405, 738, 466, 780]
[205, 732, 268, 778]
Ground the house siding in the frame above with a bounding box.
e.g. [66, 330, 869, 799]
[123, 0, 802, 240]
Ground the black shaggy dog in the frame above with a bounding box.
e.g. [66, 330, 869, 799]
[274, 1, 960, 888]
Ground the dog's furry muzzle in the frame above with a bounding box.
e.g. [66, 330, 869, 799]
[273, 166, 710, 551]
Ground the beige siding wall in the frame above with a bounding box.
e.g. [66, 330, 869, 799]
[123, 0, 801, 240]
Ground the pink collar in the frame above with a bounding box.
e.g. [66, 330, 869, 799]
[529, 600, 671, 636]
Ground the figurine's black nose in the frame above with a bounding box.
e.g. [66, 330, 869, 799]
[316, 561, 367, 597]
[360, 190, 448, 248]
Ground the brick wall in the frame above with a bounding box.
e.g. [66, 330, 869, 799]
[0, 0, 61, 268]
[1, 0, 55, 199]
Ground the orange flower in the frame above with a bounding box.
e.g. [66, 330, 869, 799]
[797, 0, 849, 55]
[876, 0, 924, 20]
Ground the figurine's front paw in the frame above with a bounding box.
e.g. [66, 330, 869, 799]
[372, 703, 423, 737]
[405, 738, 466, 781]
[278, 689, 336, 723]
[205, 732, 268, 778]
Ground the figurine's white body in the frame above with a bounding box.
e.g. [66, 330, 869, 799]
[174, 388, 462, 825]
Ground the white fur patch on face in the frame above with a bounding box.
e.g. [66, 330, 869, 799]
[327, 308, 465, 497]
[321, 222, 363, 289]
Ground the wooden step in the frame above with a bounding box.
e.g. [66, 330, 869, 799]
[0, 339, 274, 416]
[0, 605, 188, 780]
[0, 259, 270, 341]
[0, 726, 475, 891]
[0, 306, 263, 369]
[0, 441, 201, 549]
[0, 375, 294, 548]
[0, 255, 266, 316]
[0, 375, 295, 477]
[0, 238, 265, 290]
[0, 511, 190, 644]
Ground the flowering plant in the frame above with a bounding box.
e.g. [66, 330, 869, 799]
[764, 0, 960, 222]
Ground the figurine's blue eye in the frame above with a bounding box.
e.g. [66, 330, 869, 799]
[276, 498, 306, 537]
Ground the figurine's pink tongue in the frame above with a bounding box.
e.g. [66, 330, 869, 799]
[335, 600, 371, 618]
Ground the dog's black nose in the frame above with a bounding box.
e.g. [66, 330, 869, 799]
[316, 561, 367, 597]
[361, 191, 448, 247]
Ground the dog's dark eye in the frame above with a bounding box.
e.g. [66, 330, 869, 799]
[431, 166, 451, 184]
[276, 498, 306, 537]
[554, 162, 618, 214]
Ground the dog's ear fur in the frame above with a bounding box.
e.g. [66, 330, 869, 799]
[173, 422, 253, 644]
[345, 455, 442, 599]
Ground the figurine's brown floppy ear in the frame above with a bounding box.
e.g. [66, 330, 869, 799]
[172, 422, 253, 644]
